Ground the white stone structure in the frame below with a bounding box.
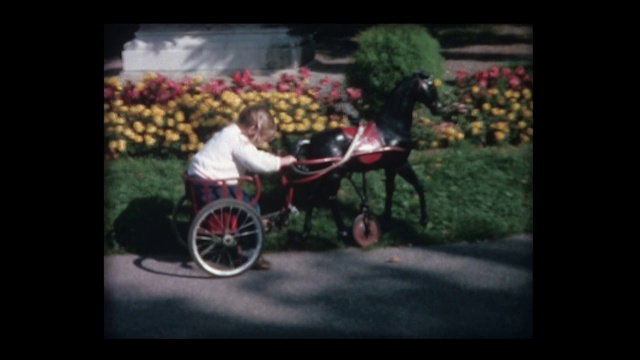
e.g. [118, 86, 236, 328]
[121, 24, 315, 81]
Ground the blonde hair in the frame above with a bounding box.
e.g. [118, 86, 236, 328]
[236, 103, 277, 146]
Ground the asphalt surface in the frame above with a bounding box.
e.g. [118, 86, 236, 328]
[104, 234, 533, 339]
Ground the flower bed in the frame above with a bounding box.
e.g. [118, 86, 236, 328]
[104, 68, 363, 158]
[412, 64, 533, 149]
[104, 65, 533, 158]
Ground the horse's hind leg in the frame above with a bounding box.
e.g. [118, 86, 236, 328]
[397, 161, 428, 226]
[381, 167, 398, 225]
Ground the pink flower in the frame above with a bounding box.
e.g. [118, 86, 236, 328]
[508, 75, 521, 88]
[478, 79, 488, 88]
[277, 82, 290, 92]
[331, 81, 341, 89]
[330, 88, 341, 100]
[501, 67, 511, 77]
[456, 70, 468, 81]
[488, 65, 500, 78]
[515, 65, 526, 76]
[346, 87, 362, 100]
[320, 76, 330, 86]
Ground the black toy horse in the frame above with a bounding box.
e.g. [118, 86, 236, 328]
[291, 71, 443, 239]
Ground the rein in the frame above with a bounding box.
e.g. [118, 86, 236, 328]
[290, 121, 367, 178]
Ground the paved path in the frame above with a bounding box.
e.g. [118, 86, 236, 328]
[104, 234, 532, 339]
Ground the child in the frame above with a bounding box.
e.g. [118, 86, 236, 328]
[187, 103, 297, 270]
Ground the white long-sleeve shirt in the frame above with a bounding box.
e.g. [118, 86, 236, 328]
[187, 123, 281, 183]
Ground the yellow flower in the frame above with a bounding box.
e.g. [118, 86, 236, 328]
[153, 115, 164, 127]
[520, 133, 531, 143]
[471, 120, 484, 129]
[491, 107, 501, 116]
[494, 131, 506, 141]
[134, 134, 144, 143]
[146, 124, 158, 134]
[434, 78, 442, 87]
[117, 139, 127, 152]
[488, 88, 499, 96]
[167, 118, 175, 127]
[471, 85, 480, 94]
[431, 141, 439, 148]
[511, 103, 521, 112]
[471, 109, 480, 116]
[175, 111, 185, 122]
[504, 89, 513, 98]
[518, 121, 527, 129]
[455, 132, 464, 140]
[420, 117, 430, 124]
[144, 134, 156, 146]
[471, 127, 482, 136]
[188, 133, 199, 144]
[482, 103, 491, 111]
[133, 121, 145, 133]
[507, 112, 516, 121]
[497, 96, 506, 106]
[312, 122, 325, 132]
[135, 82, 145, 91]
[108, 140, 118, 150]
[328, 120, 340, 129]
[527, 128, 533, 136]
[192, 75, 203, 84]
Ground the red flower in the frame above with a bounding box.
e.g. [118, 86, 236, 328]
[254, 82, 273, 92]
[476, 70, 489, 80]
[346, 87, 362, 100]
[104, 87, 114, 100]
[456, 70, 468, 81]
[478, 79, 488, 88]
[515, 65, 526, 76]
[501, 67, 512, 77]
[320, 76, 329, 86]
[330, 88, 341, 100]
[331, 81, 341, 89]
[280, 73, 296, 82]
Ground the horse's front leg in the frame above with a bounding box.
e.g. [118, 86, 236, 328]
[381, 167, 398, 225]
[325, 172, 350, 239]
[397, 161, 428, 226]
[300, 182, 318, 239]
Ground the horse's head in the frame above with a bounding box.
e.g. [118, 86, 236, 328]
[414, 71, 443, 115]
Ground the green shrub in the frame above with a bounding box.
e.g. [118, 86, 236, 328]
[345, 24, 445, 118]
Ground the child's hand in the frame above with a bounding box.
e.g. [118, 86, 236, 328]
[280, 155, 297, 167]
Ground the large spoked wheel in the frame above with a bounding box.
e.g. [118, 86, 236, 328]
[188, 198, 264, 277]
[352, 213, 381, 248]
[171, 195, 192, 249]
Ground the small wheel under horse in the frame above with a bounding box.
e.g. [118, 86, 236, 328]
[352, 213, 381, 247]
